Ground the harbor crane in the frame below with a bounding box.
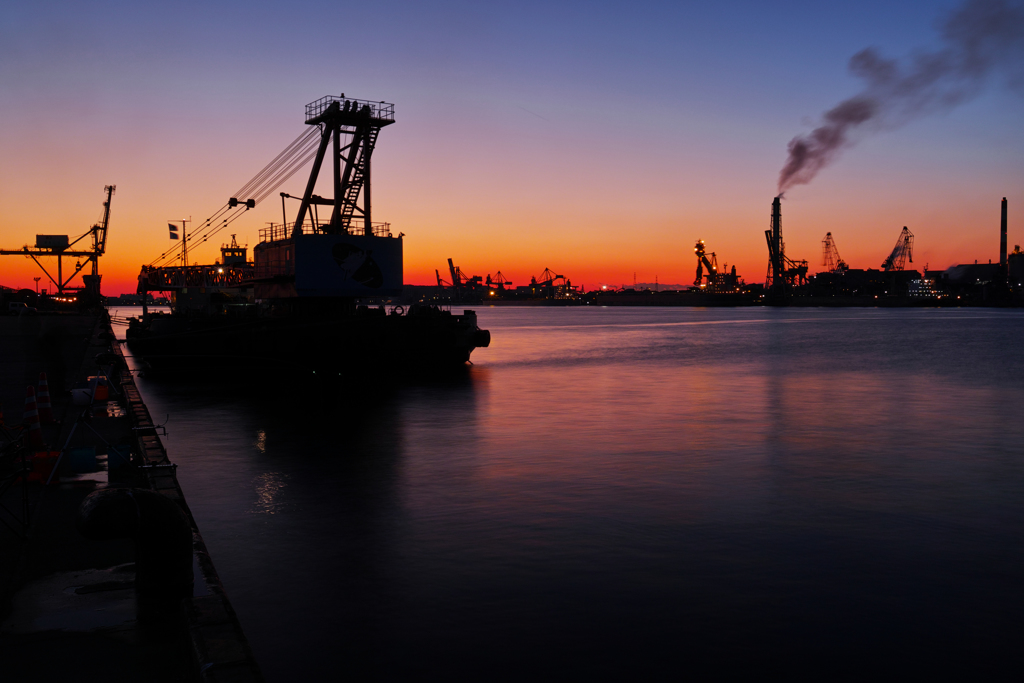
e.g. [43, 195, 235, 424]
[531, 268, 567, 290]
[694, 239, 741, 292]
[881, 226, 914, 272]
[447, 258, 483, 298]
[486, 271, 512, 290]
[822, 232, 848, 273]
[693, 240, 718, 287]
[0, 185, 114, 296]
[529, 268, 576, 299]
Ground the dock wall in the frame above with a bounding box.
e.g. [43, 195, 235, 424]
[109, 314, 264, 682]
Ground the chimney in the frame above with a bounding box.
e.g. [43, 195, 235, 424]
[1000, 197, 1008, 268]
[769, 196, 783, 293]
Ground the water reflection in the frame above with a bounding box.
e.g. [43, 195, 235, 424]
[253, 429, 266, 455]
[249, 472, 287, 515]
[109, 306, 1024, 680]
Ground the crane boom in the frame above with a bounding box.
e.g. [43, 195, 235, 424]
[881, 226, 914, 272]
[92, 185, 115, 275]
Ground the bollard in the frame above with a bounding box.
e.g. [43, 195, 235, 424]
[77, 488, 194, 619]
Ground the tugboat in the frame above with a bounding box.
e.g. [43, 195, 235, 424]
[126, 95, 490, 375]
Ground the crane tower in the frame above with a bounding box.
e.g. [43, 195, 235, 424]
[822, 232, 847, 273]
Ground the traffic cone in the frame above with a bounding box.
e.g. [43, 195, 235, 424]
[23, 386, 46, 451]
[37, 372, 54, 423]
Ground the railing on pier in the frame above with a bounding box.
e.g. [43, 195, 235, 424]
[259, 221, 393, 243]
[140, 263, 255, 291]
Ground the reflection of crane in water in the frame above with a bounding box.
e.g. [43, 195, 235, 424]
[693, 240, 718, 287]
[822, 232, 848, 273]
[881, 226, 914, 272]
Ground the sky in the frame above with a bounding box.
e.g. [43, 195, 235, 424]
[1, 0, 1022, 295]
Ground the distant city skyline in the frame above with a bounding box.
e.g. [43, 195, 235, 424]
[1, 0, 1021, 295]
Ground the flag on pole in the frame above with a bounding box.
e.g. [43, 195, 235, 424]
[169, 223, 179, 240]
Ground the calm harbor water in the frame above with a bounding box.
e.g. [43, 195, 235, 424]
[114, 306, 1024, 680]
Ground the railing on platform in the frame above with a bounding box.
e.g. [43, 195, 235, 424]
[140, 264, 255, 290]
[305, 96, 395, 122]
[259, 221, 393, 243]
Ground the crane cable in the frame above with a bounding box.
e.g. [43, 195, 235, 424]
[233, 126, 319, 200]
[149, 126, 325, 267]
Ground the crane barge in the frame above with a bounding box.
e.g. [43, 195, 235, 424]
[126, 95, 490, 376]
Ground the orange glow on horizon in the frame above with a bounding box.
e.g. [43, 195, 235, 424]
[0, 113, 1018, 296]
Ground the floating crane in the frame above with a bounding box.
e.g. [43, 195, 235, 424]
[693, 240, 718, 287]
[822, 232, 848, 273]
[694, 239, 741, 292]
[0, 185, 114, 297]
[881, 226, 914, 272]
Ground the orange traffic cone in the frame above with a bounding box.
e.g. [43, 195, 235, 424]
[23, 386, 46, 451]
[37, 372, 54, 423]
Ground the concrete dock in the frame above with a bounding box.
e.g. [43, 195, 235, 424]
[0, 310, 262, 682]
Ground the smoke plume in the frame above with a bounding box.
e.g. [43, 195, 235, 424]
[778, 0, 1024, 193]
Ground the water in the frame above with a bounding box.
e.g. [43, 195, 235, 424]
[112, 306, 1024, 679]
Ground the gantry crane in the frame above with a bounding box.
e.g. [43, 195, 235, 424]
[529, 268, 576, 299]
[0, 185, 114, 296]
[486, 271, 512, 290]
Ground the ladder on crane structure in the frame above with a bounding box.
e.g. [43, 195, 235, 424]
[291, 96, 395, 238]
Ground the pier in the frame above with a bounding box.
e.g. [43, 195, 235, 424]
[0, 309, 262, 682]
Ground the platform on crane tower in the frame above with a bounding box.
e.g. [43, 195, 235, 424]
[305, 96, 395, 126]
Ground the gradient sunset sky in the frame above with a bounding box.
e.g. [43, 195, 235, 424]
[2, 0, 1022, 295]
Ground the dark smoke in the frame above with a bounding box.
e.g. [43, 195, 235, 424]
[778, 0, 1024, 193]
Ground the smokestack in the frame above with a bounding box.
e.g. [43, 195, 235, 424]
[767, 196, 784, 294]
[1001, 197, 1008, 268]
[772, 196, 782, 251]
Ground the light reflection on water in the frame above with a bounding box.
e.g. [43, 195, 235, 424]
[111, 306, 1024, 680]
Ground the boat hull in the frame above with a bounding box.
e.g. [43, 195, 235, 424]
[125, 306, 490, 376]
